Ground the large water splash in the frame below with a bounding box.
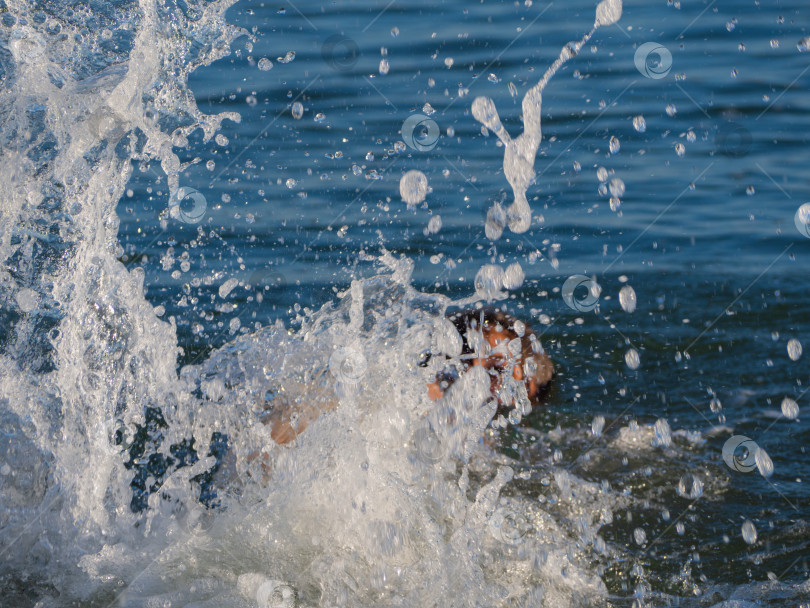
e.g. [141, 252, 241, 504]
[0, 0, 240, 599]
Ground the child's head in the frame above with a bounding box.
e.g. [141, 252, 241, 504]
[428, 308, 554, 409]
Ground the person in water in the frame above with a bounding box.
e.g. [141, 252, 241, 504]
[262, 308, 554, 446]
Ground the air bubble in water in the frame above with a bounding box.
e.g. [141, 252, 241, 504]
[609, 136, 620, 154]
[633, 115, 646, 133]
[291, 102, 303, 119]
[609, 177, 626, 198]
[400, 170, 429, 206]
[258, 58, 273, 71]
[625, 348, 640, 370]
[787, 338, 802, 360]
[742, 520, 757, 544]
[755, 447, 774, 478]
[781, 397, 799, 420]
[619, 285, 636, 313]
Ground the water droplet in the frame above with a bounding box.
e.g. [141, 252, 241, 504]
[399, 170, 429, 206]
[314, 113, 326, 123]
[503, 262, 525, 290]
[246, 95, 257, 107]
[781, 397, 799, 420]
[709, 397, 722, 413]
[488, 73, 500, 83]
[666, 104, 677, 117]
[770, 39, 780, 48]
[634, 528, 647, 546]
[285, 178, 296, 189]
[609, 177, 626, 198]
[675, 143, 685, 157]
[379, 58, 390, 75]
[291, 102, 304, 119]
[425, 215, 442, 235]
[787, 338, 802, 360]
[573, 160, 581, 173]
[422, 103, 435, 115]
[746, 185, 755, 195]
[687, 131, 696, 143]
[799, 37, 810, 52]
[277, 50, 295, 63]
[391, 27, 399, 37]
[508, 82, 518, 99]
[625, 348, 640, 370]
[755, 447, 774, 478]
[609, 136, 620, 154]
[475, 265, 506, 300]
[742, 520, 757, 544]
[596, 166, 609, 182]
[676, 473, 703, 499]
[258, 57, 273, 71]
[592, 415, 605, 436]
[633, 115, 646, 133]
[652, 418, 671, 448]
[619, 285, 636, 313]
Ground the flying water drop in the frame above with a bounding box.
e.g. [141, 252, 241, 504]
[787, 338, 802, 361]
[399, 170, 429, 207]
[619, 285, 636, 313]
[741, 520, 757, 544]
[781, 397, 799, 420]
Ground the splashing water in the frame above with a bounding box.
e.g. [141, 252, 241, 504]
[473, 0, 622, 235]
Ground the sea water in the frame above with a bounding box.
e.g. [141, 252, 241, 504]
[2, 0, 809, 606]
